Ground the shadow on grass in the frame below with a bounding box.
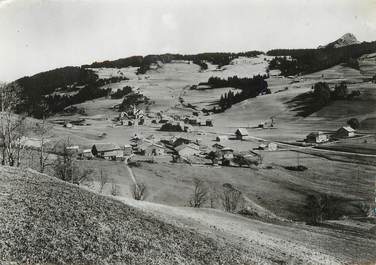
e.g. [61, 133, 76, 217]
[285, 92, 328, 117]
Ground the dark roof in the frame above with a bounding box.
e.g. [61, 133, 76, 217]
[235, 128, 249, 136]
[93, 143, 121, 152]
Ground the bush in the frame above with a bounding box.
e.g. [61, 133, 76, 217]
[131, 183, 146, 200]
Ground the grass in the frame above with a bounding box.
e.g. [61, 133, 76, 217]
[0, 166, 252, 265]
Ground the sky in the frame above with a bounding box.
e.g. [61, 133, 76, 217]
[0, 0, 376, 81]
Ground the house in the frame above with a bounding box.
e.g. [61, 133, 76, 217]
[212, 143, 224, 150]
[199, 120, 206, 126]
[221, 147, 234, 160]
[66, 145, 79, 154]
[305, 132, 329, 143]
[175, 143, 200, 157]
[184, 124, 194, 132]
[64, 122, 73, 128]
[258, 142, 278, 151]
[335, 126, 355, 138]
[235, 128, 249, 140]
[216, 135, 228, 142]
[139, 142, 165, 156]
[172, 137, 191, 147]
[78, 149, 94, 160]
[206, 119, 213, 127]
[92, 143, 124, 160]
[123, 145, 133, 156]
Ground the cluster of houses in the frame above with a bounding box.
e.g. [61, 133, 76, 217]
[305, 126, 356, 144]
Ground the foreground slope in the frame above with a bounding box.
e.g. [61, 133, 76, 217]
[0, 166, 251, 265]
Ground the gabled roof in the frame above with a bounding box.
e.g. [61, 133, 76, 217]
[221, 147, 234, 152]
[307, 131, 325, 137]
[339, 126, 355, 132]
[235, 128, 249, 136]
[93, 143, 121, 152]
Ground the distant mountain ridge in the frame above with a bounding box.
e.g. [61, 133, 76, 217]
[318, 33, 360, 49]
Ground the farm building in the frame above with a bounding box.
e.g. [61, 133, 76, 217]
[78, 149, 94, 160]
[123, 145, 133, 156]
[305, 132, 329, 143]
[64, 122, 73, 128]
[335, 126, 355, 138]
[235, 128, 249, 140]
[66, 145, 79, 154]
[258, 142, 278, 151]
[199, 120, 206, 126]
[92, 143, 124, 160]
[216, 135, 228, 142]
[184, 125, 194, 132]
[212, 143, 224, 150]
[138, 142, 165, 156]
[221, 147, 234, 160]
[172, 137, 191, 147]
[175, 143, 200, 157]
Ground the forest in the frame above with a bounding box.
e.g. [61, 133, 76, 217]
[203, 75, 269, 111]
[15, 67, 125, 117]
[267, 41, 376, 76]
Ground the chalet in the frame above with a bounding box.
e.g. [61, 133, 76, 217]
[66, 145, 79, 154]
[335, 126, 355, 138]
[221, 147, 234, 160]
[258, 142, 278, 151]
[64, 122, 73, 128]
[235, 128, 249, 140]
[92, 143, 124, 160]
[123, 145, 133, 156]
[305, 131, 329, 143]
[78, 149, 94, 160]
[212, 143, 224, 150]
[216, 135, 228, 142]
[139, 142, 165, 156]
[199, 120, 206, 126]
[184, 124, 194, 132]
[172, 137, 191, 147]
[175, 143, 200, 157]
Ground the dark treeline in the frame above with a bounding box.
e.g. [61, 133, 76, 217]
[267, 41, 376, 76]
[15, 67, 127, 118]
[206, 75, 269, 111]
[287, 81, 361, 117]
[83, 51, 264, 74]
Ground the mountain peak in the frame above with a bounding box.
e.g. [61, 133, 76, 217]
[318, 33, 360, 49]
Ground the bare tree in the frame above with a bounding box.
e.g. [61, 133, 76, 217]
[33, 117, 54, 173]
[53, 138, 92, 185]
[110, 179, 121, 196]
[220, 184, 243, 213]
[0, 82, 28, 167]
[131, 182, 146, 200]
[98, 169, 109, 193]
[188, 178, 208, 208]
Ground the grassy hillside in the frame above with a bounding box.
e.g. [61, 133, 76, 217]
[0, 166, 252, 265]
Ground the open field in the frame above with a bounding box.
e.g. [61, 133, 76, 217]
[33, 53, 376, 264]
[0, 166, 254, 265]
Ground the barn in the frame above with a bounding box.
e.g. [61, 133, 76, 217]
[335, 126, 355, 138]
[92, 143, 124, 160]
[235, 128, 249, 140]
[175, 143, 200, 157]
[305, 132, 329, 143]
